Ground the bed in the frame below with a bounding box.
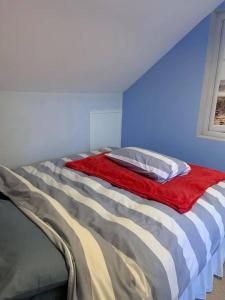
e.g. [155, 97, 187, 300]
[0, 148, 225, 300]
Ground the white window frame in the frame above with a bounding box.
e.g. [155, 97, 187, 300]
[198, 10, 225, 141]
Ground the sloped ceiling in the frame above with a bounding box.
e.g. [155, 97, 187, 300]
[0, 0, 223, 93]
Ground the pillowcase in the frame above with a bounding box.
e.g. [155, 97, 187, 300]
[105, 147, 191, 183]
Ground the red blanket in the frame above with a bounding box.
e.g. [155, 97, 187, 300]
[65, 153, 225, 213]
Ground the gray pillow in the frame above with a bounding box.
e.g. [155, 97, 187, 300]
[105, 147, 191, 183]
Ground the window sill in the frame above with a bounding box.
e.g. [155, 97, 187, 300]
[197, 130, 225, 142]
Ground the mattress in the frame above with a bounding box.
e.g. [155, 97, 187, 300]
[0, 196, 68, 300]
[1, 148, 225, 300]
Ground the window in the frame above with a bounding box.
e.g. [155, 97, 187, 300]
[198, 10, 225, 141]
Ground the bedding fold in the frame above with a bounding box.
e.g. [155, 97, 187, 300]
[0, 165, 151, 300]
[0, 198, 68, 300]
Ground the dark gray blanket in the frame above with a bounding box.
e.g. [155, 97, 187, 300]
[0, 198, 68, 300]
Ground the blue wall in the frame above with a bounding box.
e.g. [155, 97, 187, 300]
[122, 2, 225, 172]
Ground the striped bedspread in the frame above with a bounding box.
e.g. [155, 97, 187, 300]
[0, 148, 225, 300]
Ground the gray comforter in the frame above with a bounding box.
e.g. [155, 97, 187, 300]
[0, 197, 68, 300]
[0, 149, 225, 300]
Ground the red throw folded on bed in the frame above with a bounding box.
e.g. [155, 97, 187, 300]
[65, 153, 225, 213]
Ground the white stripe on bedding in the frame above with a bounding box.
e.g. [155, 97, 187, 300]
[61, 160, 214, 275]
[113, 247, 152, 300]
[3, 166, 116, 300]
[128, 147, 179, 177]
[61, 157, 72, 162]
[43, 160, 199, 279]
[78, 153, 89, 158]
[108, 153, 169, 180]
[91, 150, 101, 155]
[184, 211, 212, 261]
[207, 187, 225, 208]
[23, 165, 179, 300]
[218, 182, 225, 189]
[198, 198, 224, 239]
[103, 147, 113, 151]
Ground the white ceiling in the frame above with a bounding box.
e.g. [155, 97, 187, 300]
[0, 0, 223, 93]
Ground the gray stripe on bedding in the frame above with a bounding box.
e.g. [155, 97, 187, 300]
[151, 202, 208, 268]
[11, 169, 93, 300]
[0, 168, 77, 300]
[199, 199, 224, 239]
[13, 149, 225, 300]
[38, 162, 192, 290]
[19, 166, 178, 298]
[18, 166, 170, 300]
[202, 189, 225, 235]
[0, 166, 150, 300]
[43, 162, 191, 291]
[16, 158, 202, 298]
[191, 203, 221, 255]
[106, 147, 189, 182]
[211, 184, 225, 198]
[86, 224, 150, 300]
[40, 159, 220, 292]
[109, 147, 173, 175]
[45, 155, 225, 286]
[204, 189, 225, 231]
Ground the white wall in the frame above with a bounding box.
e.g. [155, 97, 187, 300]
[0, 92, 122, 168]
[0, 1, 222, 93]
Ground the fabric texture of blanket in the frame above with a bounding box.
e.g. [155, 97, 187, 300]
[65, 153, 225, 213]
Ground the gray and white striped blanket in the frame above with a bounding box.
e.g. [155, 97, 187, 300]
[1, 149, 225, 300]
